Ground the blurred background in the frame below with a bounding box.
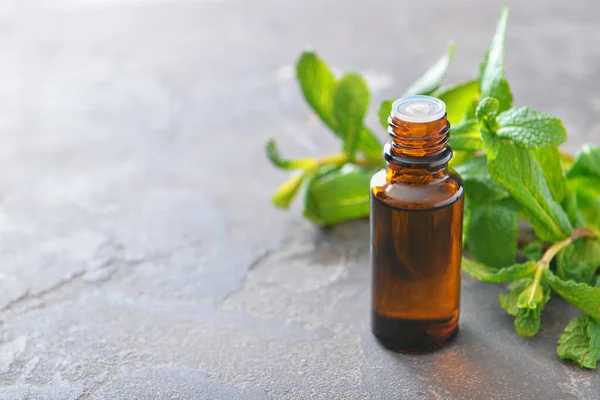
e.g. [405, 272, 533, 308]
[0, 0, 598, 398]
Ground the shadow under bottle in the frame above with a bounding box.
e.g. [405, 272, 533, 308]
[370, 96, 464, 353]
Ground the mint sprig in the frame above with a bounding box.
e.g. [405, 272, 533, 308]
[266, 7, 600, 368]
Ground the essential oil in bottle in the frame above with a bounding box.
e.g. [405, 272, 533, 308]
[370, 95, 464, 353]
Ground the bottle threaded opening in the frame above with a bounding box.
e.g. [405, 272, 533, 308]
[386, 95, 450, 163]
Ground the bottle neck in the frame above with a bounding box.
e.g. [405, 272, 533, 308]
[384, 114, 451, 184]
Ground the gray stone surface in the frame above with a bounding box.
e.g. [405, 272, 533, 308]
[0, 0, 598, 398]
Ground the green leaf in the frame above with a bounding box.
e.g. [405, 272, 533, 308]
[452, 154, 487, 181]
[568, 177, 600, 198]
[449, 150, 475, 168]
[358, 127, 383, 160]
[555, 244, 575, 281]
[449, 120, 484, 151]
[272, 173, 306, 209]
[296, 52, 381, 160]
[476, 98, 501, 159]
[303, 164, 375, 225]
[500, 279, 532, 316]
[557, 315, 600, 369]
[562, 189, 586, 228]
[454, 156, 508, 203]
[498, 278, 533, 317]
[434, 80, 480, 126]
[517, 279, 544, 309]
[465, 98, 478, 121]
[476, 97, 500, 124]
[522, 241, 544, 261]
[567, 145, 600, 197]
[590, 317, 600, 352]
[567, 144, 600, 181]
[462, 258, 537, 283]
[556, 239, 600, 284]
[534, 147, 567, 204]
[378, 100, 393, 129]
[487, 143, 573, 241]
[545, 269, 600, 320]
[333, 73, 370, 160]
[514, 280, 550, 338]
[495, 107, 568, 148]
[515, 306, 542, 338]
[576, 191, 600, 231]
[296, 52, 337, 130]
[404, 42, 456, 96]
[480, 128, 502, 161]
[466, 198, 520, 268]
[493, 79, 514, 114]
[265, 139, 316, 170]
[479, 7, 513, 112]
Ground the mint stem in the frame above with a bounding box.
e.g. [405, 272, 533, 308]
[535, 228, 597, 280]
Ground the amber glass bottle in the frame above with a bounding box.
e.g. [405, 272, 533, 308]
[370, 95, 464, 353]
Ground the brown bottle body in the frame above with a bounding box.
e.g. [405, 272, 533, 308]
[370, 101, 464, 353]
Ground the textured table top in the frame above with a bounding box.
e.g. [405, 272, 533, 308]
[0, 0, 599, 399]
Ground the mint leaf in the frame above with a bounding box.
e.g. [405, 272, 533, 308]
[522, 241, 544, 261]
[534, 147, 567, 203]
[303, 164, 375, 225]
[517, 279, 545, 309]
[358, 128, 383, 160]
[487, 143, 573, 241]
[475, 97, 500, 123]
[515, 305, 543, 338]
[454, 156, 508, 203]
[296, 52, 381, 159]
[562, 189, 586, 228]
[568, 176, 600, 199]
[272, 173, 306, 209]
[556, 239, 600, 284]
[567, 144, 600, 181]
[333, 73, 370, 161]
[475, 97, 502, 158]
[462, 258, 537, 282]
[297, 51, 337, 129]
[495, 107, 568, 148]
[466, 198, 519, 268]
[449, 150, 476, 168]
[556, 244, 576, 281]
[515, 280, 550, 338]
[567, 144, 600, 196]
[378, 100, 393, 129]
[576, 191, 600, 231]
[500, 279, 532, 316]
[266, 139, 316, 170]
[434, 80, 480, 126]
[479, 7, 513, 112]
[493, 79, 514, 114]
[404, 42, 456, 96]
[588, 316, 600, 349]
[545, 269, 600, 320]
[449, 120, 484, 151]
[557, 315, 600, 369]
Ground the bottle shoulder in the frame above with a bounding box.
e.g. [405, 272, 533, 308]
[370, 168, 463, 210]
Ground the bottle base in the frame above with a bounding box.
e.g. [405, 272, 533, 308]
[372, 312, 458, 354]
